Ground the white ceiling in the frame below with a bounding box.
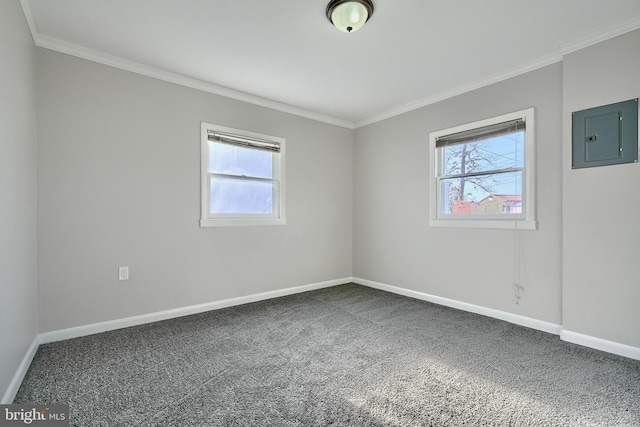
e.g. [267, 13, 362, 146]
[22, 0, 640, 128]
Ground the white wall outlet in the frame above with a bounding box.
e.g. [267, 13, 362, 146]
[118, 266, 129, 281]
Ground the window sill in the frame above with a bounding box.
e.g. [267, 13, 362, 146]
[200, 218, 286, 228]
[429, 219, 537, 230]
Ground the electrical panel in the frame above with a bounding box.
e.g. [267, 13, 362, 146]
[572, 98, 638, 169]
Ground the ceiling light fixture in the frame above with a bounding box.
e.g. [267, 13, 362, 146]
[326, 0, 374, 33]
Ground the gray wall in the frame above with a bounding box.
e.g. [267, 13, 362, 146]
[37, 50, 353, 332]
[4, 7, 639, 400]
[353, 63, 564, 325]
[562, 29, 640, 348]
[0, 0, 38, 400]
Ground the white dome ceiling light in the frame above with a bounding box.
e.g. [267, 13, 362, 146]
[326, 0, 374, 33]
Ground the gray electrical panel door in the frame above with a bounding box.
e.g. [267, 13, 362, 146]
[572, 98, 638, 169]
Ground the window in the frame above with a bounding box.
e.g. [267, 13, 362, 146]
[201, 122, 285, 227]
[429, 108, 536, 230]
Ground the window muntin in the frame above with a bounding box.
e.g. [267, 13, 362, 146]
[201, 123, 285, 227]
[429, 108, 536, 230]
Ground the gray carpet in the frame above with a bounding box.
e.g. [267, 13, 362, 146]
[14, 283, 640, 426]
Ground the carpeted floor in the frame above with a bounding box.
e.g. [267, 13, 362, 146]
[14, 283, 640, 426]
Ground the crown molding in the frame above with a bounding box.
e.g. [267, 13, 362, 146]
[355, 15, 640, 128]
[18, 0, 640, 131]
[354, 54, 562, 128]
[19, 0, 37, 44]
[21, 10, 354, 130]
[560, 15, 640, 55]
[34, 34, 354, 129]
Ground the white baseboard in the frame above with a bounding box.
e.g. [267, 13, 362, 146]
[9, 277, 638, 403]
[353, 277, 563, 335]
[354, 277, 640, 361]
[1, 336, 39, 404]
[560, 330, 640, 361]
[40, 277, 351, 344]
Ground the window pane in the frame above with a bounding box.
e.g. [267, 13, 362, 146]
[441, 131, 524, 176]
[439, 171, 522, 215]
[210, 176, 275, 214]
[209, 141, 273, 179]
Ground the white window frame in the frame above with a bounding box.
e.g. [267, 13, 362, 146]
[428, 108, 537, 230]
[200, 122, 286, 227]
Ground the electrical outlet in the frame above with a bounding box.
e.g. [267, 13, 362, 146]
[118, 267, 129, 281]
